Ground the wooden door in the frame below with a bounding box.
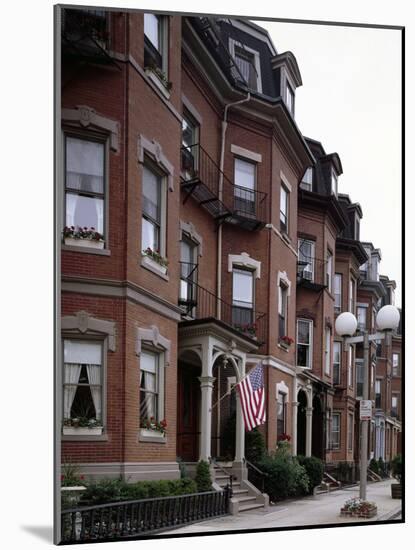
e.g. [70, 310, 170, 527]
[177, 364, 200, 461]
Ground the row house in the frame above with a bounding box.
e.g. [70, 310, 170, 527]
[58, 7, 401, 498]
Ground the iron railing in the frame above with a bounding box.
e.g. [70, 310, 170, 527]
[178, 272, 267, 345]
[179, 262, 199, 310]
[62, 8, 109, 47]
[211, 459, 234, 495]
[245, 460, 269, 493]
[181, 144, 267, 226]
[61, 488, 231, 542]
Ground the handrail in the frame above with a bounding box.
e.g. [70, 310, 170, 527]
[245, 459, 269, 477]
[211, 458, 233, 496]
[245, 459, 268, 493]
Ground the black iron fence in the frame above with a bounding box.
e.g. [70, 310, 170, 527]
[246, 460, 269, 493]
[61, 488, 231, 542]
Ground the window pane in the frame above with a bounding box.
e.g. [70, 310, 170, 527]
[297, 320, 310, 344]
[141, 217, 159, 251]
[280, 186, 287, 216]
[66, 193, 104, 233]
[64, 340, 102, 365]
[182, 114, 198, 148]
[144, 13, 160, 50]
[141, 351, 158, 374]
[140, 390, 157, 418]
[66, 137, 104, 194]
[232, 269, 253, 306]
[286, 83, 294, 113]
[143, 165, 161, 222]
[235, 158, 255, 190]
[234, 46, 257, 90]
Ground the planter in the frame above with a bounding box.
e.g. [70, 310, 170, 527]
[140, 428, 165, 439]
[391, 483, 402, 499]
[61, 486, 87, 507]
[141, 254, 168, 275]
[340, 506, 377, 519]
[64, 237, 104, 249]
[63, 426, 103, 436]
[279, 341, 291, 351]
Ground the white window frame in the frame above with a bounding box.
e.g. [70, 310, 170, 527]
[357, 306, 367, 332]
[326, 250, 333, 293]
[332, 413, 341, 450]
[300, 167, 313, 191]
[296, 318, 313, 369]
[324, 327, 331, 375]
[298, 238, 315, 282]
[349, 278, 356, 314]
[331, 167, 338, 196]
[333, 341, 341, 384]
[144, 13, 169, 76]
[285, 81, 295, 115]
[229, 38, 262, 93]
[334, 273, 342, 312]
[348, 346, 353, 387]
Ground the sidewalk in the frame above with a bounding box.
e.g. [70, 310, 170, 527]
[163, 480, 401, 535]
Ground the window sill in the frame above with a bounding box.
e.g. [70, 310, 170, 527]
[145, 69, 171, 100]
[277, 343, 291, 353]
[139, 428, 166, 443]
[280, 231, 291, 245]
[62, 426, 103, 436]
[62, 241, 111, 256]
[141, 255, 169, 280]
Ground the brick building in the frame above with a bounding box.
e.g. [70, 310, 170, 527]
[58, 8, 401, 500]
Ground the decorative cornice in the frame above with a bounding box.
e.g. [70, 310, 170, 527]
[62, 311, 116, 351]
[138, 134, 174, 191]
[136, 325, 171, 365]
[180, 221, 203, 256]
[62, 105, 120, 152]
[228, 252, 261, 278]
[277, 270, 292, 297]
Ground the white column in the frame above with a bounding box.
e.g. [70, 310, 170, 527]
[306, 407, 313, 457]
[291, 377, 298, 455]
[234, 391, 245, 462]
[198, 375, 215, 461]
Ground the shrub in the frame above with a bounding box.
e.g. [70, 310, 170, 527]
[369, 458, 379, 475]
[391, 454, 402, 482]
[61, 462, 85, 487]
[245, 428, 266, 464]
[297, 456, 324, 492]
[195, 460, 212, 492]
[377, 457, 388, 478]
[258, 453, 309, 502]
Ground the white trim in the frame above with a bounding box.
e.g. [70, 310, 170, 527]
[145, 68, 171, 100]
[217, 18, 277, 55]
[228, 38, 262, 93]
[296, 318, 313, 370]
[182, 94, 203, 125]
[276, 381, 289, 401]
[280, 170, 293, 193]
[231, 144, 262, 163]
[277, 270, 291, 296]
[228, 252, 261, 279]
[180, 221, 203, 256]
[141, 254, 168, 278]
[137, 134, 174, 192]
[136, 325, 171, 365]
[62, 105, 120, 151]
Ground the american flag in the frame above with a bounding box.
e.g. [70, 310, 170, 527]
[236, 363, 266, 431]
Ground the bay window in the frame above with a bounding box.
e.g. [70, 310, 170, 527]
[297, 319, 312, 368]
[63, 339, 103, 425]
[232, 268, 254, 326]
[65, 136, 105, 236]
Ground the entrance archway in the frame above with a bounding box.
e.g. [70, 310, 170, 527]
[312, 395, 324, 459]
[297, 390, 307, 456]
[177, 350, 201, 462]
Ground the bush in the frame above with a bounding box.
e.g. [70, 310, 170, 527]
[377, 457, 389, 478]
[258, 453, 309, 502]
[195, 460, 212, 492]
[369, 458, 380, 475]
[391, 454, 402, 483]
[297, 456, 324, 492]
[245, 428, 266, 464]
[80, 478, 197, 505]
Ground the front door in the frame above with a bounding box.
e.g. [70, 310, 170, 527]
[177, 363, 200, 461]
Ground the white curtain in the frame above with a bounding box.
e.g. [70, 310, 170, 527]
[140, 372, 156, 418]
[63, 364, 82, 419]
[86, 364, 102, 420]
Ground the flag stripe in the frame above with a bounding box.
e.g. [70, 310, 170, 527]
[236, 363, 266, 432]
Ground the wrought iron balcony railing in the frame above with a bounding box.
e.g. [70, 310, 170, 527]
[179, 262, 266, 344]
[181, 144, 267, 230]
[62, 8, 112, 63]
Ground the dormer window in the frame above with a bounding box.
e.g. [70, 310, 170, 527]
[285, 82, 295, 115]
[229, 39, 262, 93]
[354, 214, 360, 240]
[300, 167, 313, 191]
[331, 168, 338, 196]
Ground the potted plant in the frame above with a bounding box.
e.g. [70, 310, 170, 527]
[141, 247, 168, 275]
[391, 454, 402, 499]
[62, 417, 103, 436]
[63, 226, 104, 249]
[279, 335, 294, 349]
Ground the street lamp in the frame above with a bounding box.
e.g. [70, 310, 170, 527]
[335, 305, 400, 501]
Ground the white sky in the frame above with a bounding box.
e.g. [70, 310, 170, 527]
[254, 20, 402, 306]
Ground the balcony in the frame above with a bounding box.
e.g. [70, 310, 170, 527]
[181, 144, 267, 231]
[178, 262, 266, 344]
[296, 257, 328, 291]
[61, 8, 113, 64]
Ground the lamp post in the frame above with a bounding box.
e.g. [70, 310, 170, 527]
[335, 305, 400, 501]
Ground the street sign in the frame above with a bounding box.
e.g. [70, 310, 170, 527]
[360, 400, 372, 420]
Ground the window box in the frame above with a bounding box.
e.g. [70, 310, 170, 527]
[64, 237, 104, 250]
[139, 428, 166, 443]
[145, 67, 172, 99]
[62, 426, 103, 436]
[141, 253, 168, 275]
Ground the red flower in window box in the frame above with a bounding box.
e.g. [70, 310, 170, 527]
[277, 433, 291, 442]
[280, 336, 294, 346]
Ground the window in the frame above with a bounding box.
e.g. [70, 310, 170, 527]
[280, 184, 289, 233]
[234, 158, 256, 216]
[326, 250, 333, 292]
[356, 359, 364, 398]
[277, 392, 286, 437]
[144, 13, 167, 72]
[391, 395, 398, 418]
[142, 162, 163, 253]
[324, 327, 331, 375]
[63, 340, 103, 424]
[348, 347, 353, 387]
[354, 215, 360, 240]
[65, 136, 105, 236]
[278, 282, 288, 338]
[179, 234, 198, 310]
[140, 350, 160, 420]
[357, 306, 367, 332]
[333, 341, 341, 384]
[349, 278, 355, 314]
[298, 239, 315, 281]
[331, 168, 338, 196]
[297, 319, 312, 368]
[285, 82, 295, 115]
[371, 256, 379, 282]
[232, 268, 254, 326]
[234, 45, 259, 91]
[334, 273, 342, 312]
[181, 110, 199, 175]
[392, 353, 400, 377]
[332, 413, 341, 450]
[348, 413, 354, 450]
[300, 167, 313, 191]
[375, 380, 382, 409]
